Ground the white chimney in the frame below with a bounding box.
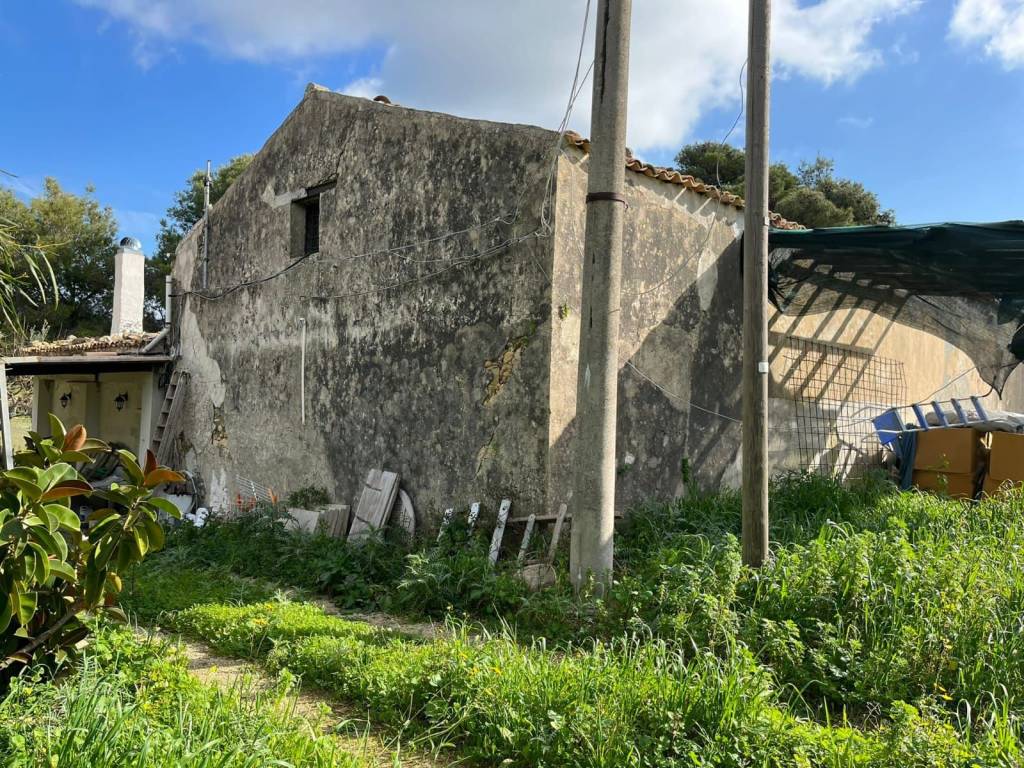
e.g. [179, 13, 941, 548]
[111, 236, 145, 336]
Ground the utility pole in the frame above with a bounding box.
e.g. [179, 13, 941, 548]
[570, 0, 632, 592]
[741, 0, 772, 567]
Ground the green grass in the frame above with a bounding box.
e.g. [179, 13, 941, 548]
[123, 473, 1024, 766]
[120, 551, 280, 622]
[157, 598, 1017, 767]
[0, 625, 366, 768]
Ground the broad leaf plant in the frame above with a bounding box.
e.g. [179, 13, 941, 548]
[0, 414, 181, 687]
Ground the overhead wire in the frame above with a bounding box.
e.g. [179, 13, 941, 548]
[175, 2, 596, 305]
[620, 58, 747, 302]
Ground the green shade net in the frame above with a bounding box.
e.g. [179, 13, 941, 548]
[768, 221, 1024, 394]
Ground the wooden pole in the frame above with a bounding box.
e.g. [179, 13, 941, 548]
[570, 0, 632, 592]
[741, 0, 772, 567]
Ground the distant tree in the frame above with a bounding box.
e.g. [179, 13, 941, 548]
[146, 155, 253, 326]
[774, 187, 854, 229]
[675, 141, 745, 188]
[768, 163, 800, 210]
[673, 143, 893, 228]
[0, 180, 117, 339]
[0, 203, 54, 347]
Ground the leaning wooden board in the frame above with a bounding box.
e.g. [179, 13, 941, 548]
[321, 504, 351, 539]
[348, 470, 399, 542]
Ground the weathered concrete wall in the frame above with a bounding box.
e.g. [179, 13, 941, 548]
[550, 150, 747, 510]
[174, 86, 1023, 523]
[550, 147, 1024, 503]
[173, 88, 557, 522]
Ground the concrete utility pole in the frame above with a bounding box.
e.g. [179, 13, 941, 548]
[741, 0, 772, 567]
[570, 0, 632, 592]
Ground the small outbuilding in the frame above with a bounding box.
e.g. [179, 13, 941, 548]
[1, 238, 174, 466]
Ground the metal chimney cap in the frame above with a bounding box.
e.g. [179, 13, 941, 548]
[118, 236, 143, 251]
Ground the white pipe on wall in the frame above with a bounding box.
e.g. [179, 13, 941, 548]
[300, 317, 306, 425]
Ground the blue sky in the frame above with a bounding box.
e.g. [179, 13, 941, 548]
[0, 0, 1021, 255]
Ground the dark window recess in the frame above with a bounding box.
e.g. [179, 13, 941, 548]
[290, 180, 334, 259]
[303, 196, 320, 256]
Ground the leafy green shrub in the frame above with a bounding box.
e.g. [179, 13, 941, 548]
[392, 548, 527, 618]
[0, 417, 180, 685]
[286, 485, 331, 509]
[166, 505, 408, 608]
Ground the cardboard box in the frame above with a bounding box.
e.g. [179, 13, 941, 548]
[912, 470, 976, 499]
[987, 431, 1024, 482]
[983, 475, 1024, 497]
[913, 428, 982, 474]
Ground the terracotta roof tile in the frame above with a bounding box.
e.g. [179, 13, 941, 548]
[563, 131, 802, 230]
[17, 332, 160, 357]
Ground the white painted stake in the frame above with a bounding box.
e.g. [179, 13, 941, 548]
[488, 499, 512, 565]
[517, 513, 536, 564]
[437, 508, 454, 542]
[467, 502, 481, 532]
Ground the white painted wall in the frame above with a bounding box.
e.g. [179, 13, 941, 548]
[34, 371, 161, 458]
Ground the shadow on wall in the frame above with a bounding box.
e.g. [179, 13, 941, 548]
[546, 232, 947, 505]
[547, 237, 746, 509]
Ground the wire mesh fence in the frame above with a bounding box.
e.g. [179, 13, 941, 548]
[776, 336, 906, 478]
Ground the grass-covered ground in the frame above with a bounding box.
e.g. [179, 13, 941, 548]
[105, 473, 1024, 766]
[0, 625, 369, 767]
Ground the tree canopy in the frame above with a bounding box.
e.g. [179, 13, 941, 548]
[674, 143, 894, 228]
[0, 179, 116, 340]
[146, 155, 253, 324]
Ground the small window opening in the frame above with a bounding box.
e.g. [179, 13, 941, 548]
[290, 180, 334, 259]
[303, 196, 320, 256]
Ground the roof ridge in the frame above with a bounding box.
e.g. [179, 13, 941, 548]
[562, 131, 802, 230]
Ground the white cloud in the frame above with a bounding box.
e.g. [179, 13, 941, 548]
[342, 76, 384, 100]
[838, 115, 875, 128]
[950, 0, 1024, 68]
[75, 0, 919, 152]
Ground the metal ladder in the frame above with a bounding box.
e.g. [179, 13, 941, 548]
[152, 370, 188, 464]
[874, 396, 990, 445]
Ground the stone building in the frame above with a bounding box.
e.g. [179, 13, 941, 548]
[168, 84, 1024, 521]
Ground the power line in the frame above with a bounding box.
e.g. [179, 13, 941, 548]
[625, 360, 742, 423]
[173, 246, 317, 301]
[301, 232, 541, 302]
[620, 57, 748, 303]
[173, 212, 520, 301]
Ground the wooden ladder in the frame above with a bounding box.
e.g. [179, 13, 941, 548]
[152, 370, 188, 464]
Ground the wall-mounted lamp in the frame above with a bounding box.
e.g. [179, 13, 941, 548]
[114, 392, 129, 412]
[59, 391, 72, 409]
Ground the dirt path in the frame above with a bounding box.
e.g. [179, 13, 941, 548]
[160, 631, 461, 768]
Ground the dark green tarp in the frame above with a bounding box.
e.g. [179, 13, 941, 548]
[767, 221, 1024, 393]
